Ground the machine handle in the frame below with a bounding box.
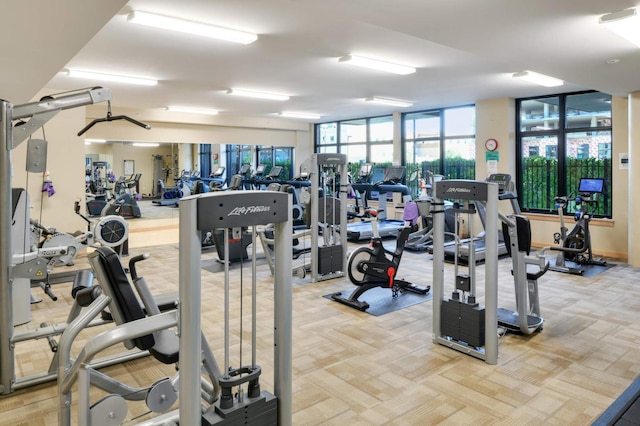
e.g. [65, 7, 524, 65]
[129, 253, 150, 280]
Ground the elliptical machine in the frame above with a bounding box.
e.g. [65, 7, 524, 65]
[331, 209, 430, 311]
[549, 177, 606, 275]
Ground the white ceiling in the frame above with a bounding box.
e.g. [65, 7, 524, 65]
[4, 0, 640, 124]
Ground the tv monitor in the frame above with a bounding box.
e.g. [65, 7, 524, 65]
[267, 165, 282, 178]
[358, 163, 373, 178]
[578, 178, 604, 194]
[382, 166, 405, 183]
[255, 164, 267, 175]
[239, 164, 251, 175]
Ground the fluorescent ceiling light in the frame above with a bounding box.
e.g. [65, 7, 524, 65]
[339, 55, 416, 75]
[85, 138, 106, 143]
[512, 71, 563, 87]
[132, 142, 160, 147]
[227, 89, 289, 101]
[279, 111, 321, 119]
[599, 8, 640, 48]
[67, 69, 157, 86]
[166, 106, 219, 115]
[127, 10, 257, 45]
[365, 97, 413, 108]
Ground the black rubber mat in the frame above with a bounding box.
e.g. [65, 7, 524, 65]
[593, 376, 640, 425]
[325, 286, 432, 316]
[547, 257, 616, 278]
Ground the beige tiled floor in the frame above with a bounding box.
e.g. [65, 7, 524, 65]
[3, 200, 640, 424]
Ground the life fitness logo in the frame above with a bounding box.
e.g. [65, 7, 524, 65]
[445, 187, 471, 193]
[228, 205, 271, 216]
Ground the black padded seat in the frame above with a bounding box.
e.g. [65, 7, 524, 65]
[94, 247, 179, 365]
[526, 262, 549, 281]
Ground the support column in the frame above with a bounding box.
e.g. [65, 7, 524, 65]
[629, 93, 640, 266]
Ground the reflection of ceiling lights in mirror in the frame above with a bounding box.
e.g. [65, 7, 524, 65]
[132, 142, 160, 147]
[599, 8, 640, 48]
[339, 55, 416, 75]
[512, 70, 563, 87]
[67, 69, 158, 86]
[279, 111, 321, 119]
[166, 106, 219, 115]
[85, 139, 106, 143]
[364, 97, 413, 107]
[127, 10, 258, 45]
[227, 89, 289, 101]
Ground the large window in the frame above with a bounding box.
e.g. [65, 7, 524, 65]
[517, 91, 612, 217]
[256, 146, 294, 179]
[403, 106, 476, 198]
[225, 144, 252, 183]
[315, 115, 394, 174]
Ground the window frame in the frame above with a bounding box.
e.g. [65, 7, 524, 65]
[516, 90, 612, 218]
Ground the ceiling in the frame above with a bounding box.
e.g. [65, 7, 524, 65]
[4, 0, 640, 125]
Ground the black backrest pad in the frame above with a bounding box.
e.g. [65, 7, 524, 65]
[95, 247, 155, 350]
[502, 215, 532, 256]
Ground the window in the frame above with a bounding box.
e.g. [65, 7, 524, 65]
[403, 106, 475, 198]
[198, 144, 212, 177]
[315, 115, 393, 178]
[546, 145, 557, 158]
[528, 146, 539, 156]
[598, 143, 611, 160]
[517, 91, 612, 217]
[225, 144, 252, 183]
[256, 146, 294, 179]
[577, 144, 590, 159]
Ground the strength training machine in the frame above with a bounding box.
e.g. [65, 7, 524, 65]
[1, 88, 113, 394]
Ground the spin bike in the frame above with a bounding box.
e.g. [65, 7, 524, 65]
[331, 209, 430, 311]
[549, 177, 606, 275]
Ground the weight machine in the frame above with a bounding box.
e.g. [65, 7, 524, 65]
[178, 190, 293, 425]
[0, 87, 112, 394]
[432, 180, 500, 364]
[304, 153, 348, 282]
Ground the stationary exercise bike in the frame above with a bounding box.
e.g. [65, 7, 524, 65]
[331, 209, 430, 311]
[549, 177, 606, 275]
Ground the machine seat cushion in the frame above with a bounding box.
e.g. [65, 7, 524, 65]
[149, 329, 180, 365]
[526, 261, 549, 281]
[511, 261, 550, 281]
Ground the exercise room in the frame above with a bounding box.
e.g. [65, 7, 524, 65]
[3, 1, 640, 424]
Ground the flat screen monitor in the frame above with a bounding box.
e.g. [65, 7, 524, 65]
[578, 178, 604, 194]
[239, 164, 251, 175]
[267, 165, 282, 178]
[358, 163, 373, 178]
[382, 166, 405, 183]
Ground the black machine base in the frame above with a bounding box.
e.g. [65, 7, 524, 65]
[202, 390, 278, 425]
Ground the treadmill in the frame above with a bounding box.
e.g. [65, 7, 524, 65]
[346, 165, 410, 242]
[443, 173, 518, 264]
